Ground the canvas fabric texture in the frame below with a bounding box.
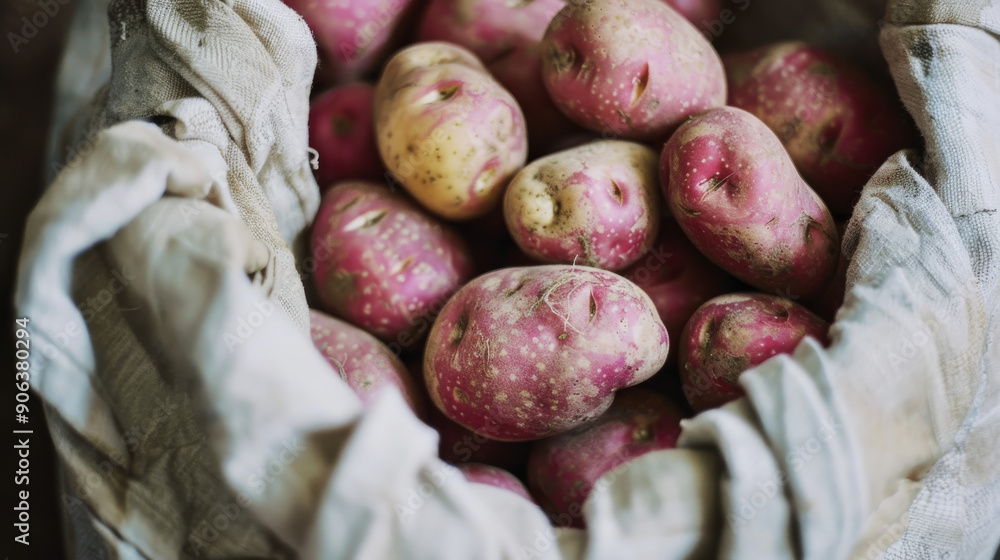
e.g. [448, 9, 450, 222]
[16, 0, 1000, 558]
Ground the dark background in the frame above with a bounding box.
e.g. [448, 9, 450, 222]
[2, 0, 73, 557]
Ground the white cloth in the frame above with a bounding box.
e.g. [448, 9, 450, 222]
[17, 0, 999, 558]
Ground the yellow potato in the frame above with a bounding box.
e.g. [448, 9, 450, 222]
[375, 42, 528, 220]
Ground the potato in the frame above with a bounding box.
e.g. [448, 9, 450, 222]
[310, 181, 474, 347]
[374, 42, 528, 220]
[679, 293, 829, 411]
[725, 42, 912, 216]
[661, 106, 840, 300]
[503, 140, 660, 271]
[620, 216, 732, 365]
[417, 0, 580, 154]
[456, 463, 535, 501]
[424, 265, 668, 441]
[309, 84, 382, 189]
[309, 310, 425, 415]
[540, 0, 726, 141]
[526, 388, 684, 528]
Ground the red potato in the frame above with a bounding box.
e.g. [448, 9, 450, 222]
[662, 106, 840, 300]
[311, 181, 475, 348]
[679, 292, 829, 412]
[310, 309, 425, 415]
[456, 463, 535, 501]
[309, 84, 382, 189]
[620, 217, 732, 366]
[540, 0, 726, 142]
[416, 0, 580, 154]
[724, 42, 912, 216]
[283, 0, 416, 84]
[503, 140, 661, 271]
[527, 388, 684, 528]
[424, 265, 668, 441]
[374, 42, 528, 220]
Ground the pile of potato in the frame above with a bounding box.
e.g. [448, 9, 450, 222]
[295, 0, 912, 528]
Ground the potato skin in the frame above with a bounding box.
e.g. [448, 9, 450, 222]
[540, 0, 726, 141]
[679, 293, 829, 411]
[311, 181, 474, 344]
[424, 265, 668, 441]
[527, 388, 684, 528]
[456, 463, 535, 501]
[309, 310, 425, 415]
[503, 140, 660, 271]
[309, 84, 382, 189]
[724, 42, 912, 216]
[662, 106, 840, 300]
[374, 42, 528, 220]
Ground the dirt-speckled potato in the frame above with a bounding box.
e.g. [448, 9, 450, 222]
[503, 140, 660, 271]
[662, 106, 840, 299]
[311, 181, 475, 345]
[374, 42, 528, 220]
[424, 265, 668, 441]
[679, 293, 829, 411]
[540, 0, 726, 141]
